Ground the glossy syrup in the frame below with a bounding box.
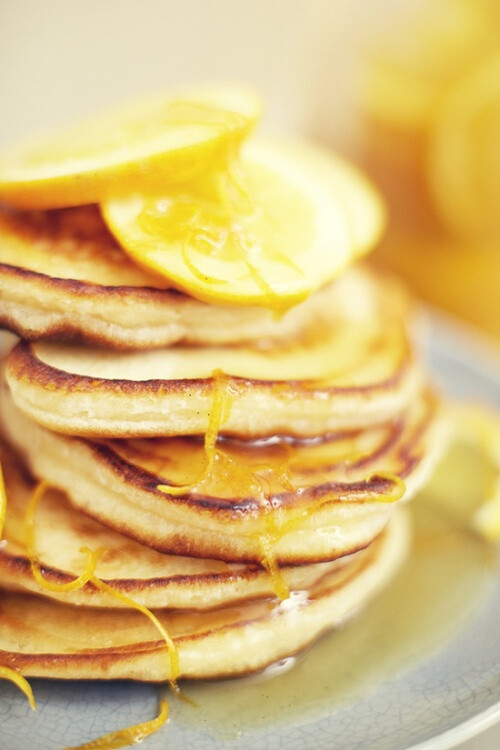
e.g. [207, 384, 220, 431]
[169, 439, 497, 739]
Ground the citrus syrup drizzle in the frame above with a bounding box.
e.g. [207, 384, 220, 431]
[157, 369, 234, 496]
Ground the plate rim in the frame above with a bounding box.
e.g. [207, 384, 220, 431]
[407, 701, 500, 750]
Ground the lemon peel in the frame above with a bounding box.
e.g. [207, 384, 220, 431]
[0, 666, 36, 711]
[89, 576, 180, 687]
[25, 482, 180, 686]
[64, 697, 168, 750]
[22, 478, 179, 746]
[25, 480, 100, 592]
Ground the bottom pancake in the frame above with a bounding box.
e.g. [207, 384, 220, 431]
[0, 509, 408, 682]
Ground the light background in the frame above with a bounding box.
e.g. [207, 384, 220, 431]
[0, 1, 497, 748]
[0, 0, 391, 150]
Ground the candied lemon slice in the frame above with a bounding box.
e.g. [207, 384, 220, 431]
[102, 138, 385, 309]
[0, 85, 261, 209]
[429, 51, 500, 238]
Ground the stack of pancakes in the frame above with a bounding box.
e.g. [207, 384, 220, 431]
[0, 89, 443, 683]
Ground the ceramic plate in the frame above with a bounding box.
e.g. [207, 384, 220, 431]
[0, 312, 499, 750]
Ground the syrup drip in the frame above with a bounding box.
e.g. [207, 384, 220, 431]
[362, 472, 406, 503]
[257, 513, 291, 601]
[13, 481, 197, 748]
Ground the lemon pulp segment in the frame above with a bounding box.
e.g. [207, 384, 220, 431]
[0, 85, 261, 209]
[102, 139, 385, 309]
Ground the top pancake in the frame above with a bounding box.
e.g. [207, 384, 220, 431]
[0, 205, 341, 349]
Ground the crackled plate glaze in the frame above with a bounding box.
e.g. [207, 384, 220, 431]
[0, 312, 499, 750]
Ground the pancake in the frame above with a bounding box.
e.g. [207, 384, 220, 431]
[0, 439, 354, 609]
[4, 268, 422, 439]
[0, 509, 408, 681]
[0, 205, 343, 349]
[0, 380, 442, 563]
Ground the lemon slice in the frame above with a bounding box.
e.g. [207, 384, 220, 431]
[429, 51, 500, 238]
[466, 409, 500, 541]
[443, 404, 500, 541]
[102, 138, 385, 309]
[0, 85, 261, 209]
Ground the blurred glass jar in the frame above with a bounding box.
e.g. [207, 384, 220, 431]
[358, 0, 500, 340]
